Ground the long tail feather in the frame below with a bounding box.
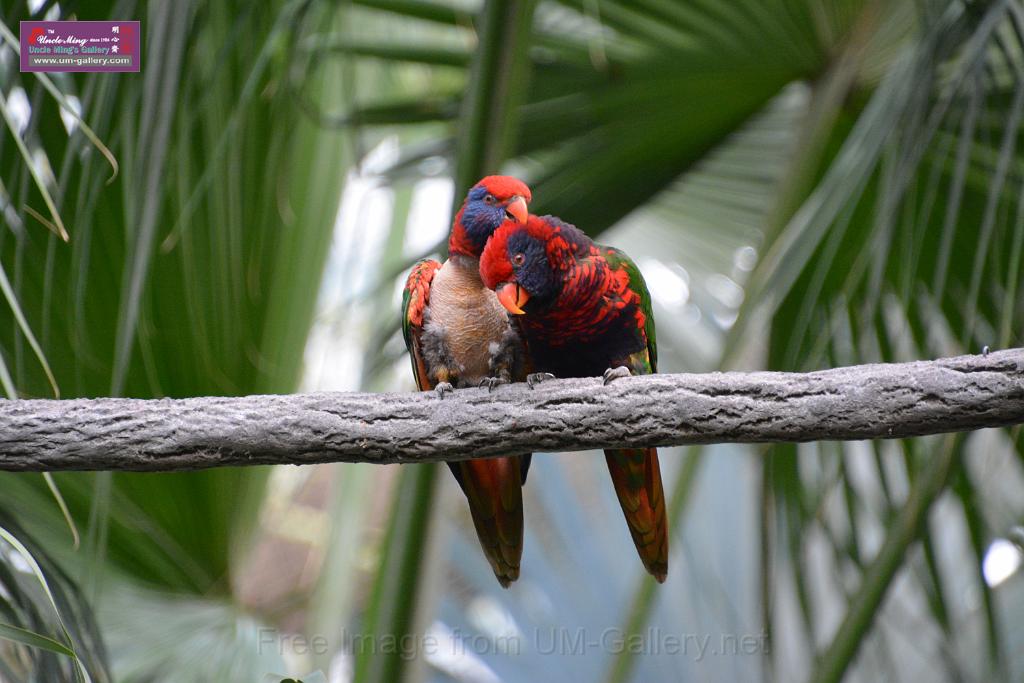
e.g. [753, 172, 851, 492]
[604, 448, 668, 582]
[450, 456, 526, 587]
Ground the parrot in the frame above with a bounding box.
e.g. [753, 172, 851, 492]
[401, 175, 532, 587]
[478, 213, 669, 582]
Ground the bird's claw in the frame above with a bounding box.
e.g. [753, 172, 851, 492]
[602, 366, 631, 385]
[434, 382, 454, 399]
[478, 377, 508, 392]
[527, 372, 556, 389]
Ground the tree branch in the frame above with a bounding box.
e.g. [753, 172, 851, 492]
[1, 349, 1022, 472]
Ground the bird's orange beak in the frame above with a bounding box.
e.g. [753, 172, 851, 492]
[496, 282, 530, 315]
[504, 196, 528, 224]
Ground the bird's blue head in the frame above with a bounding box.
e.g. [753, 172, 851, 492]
[449, 176, 530, 257]
[480, 214, 586, 314]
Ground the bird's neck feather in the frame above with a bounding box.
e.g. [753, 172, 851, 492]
[448, 207, 480, 258]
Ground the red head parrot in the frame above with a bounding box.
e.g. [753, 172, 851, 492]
[479, 213, 668, 582]
[401, 176, 532, 587]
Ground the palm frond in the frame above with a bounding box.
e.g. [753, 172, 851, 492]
[736, 2, 1024, 680]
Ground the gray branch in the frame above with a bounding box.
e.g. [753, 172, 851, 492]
[1, 349, 1022, 472]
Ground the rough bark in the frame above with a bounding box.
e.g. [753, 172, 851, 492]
[0, 349, 1021, 472]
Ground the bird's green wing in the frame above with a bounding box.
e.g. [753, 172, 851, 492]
[599, 246, 668, 581]
[602, 246, 658, 374]
[401, 259, 442, 390]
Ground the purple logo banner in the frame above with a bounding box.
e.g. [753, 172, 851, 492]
[20, 21, 140, 73]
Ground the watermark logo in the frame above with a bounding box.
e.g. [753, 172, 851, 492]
[20, 21, 140, 72]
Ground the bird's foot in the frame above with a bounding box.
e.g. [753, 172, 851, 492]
[602, 366, 631, 385]
[478, 376, 509, 393]
[527, 372, 556, 389]
[435, 382, 454, 399]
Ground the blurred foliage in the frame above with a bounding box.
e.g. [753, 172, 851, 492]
[1, 0, 350, 679]
[1, 0, 1024, 682]
[0, 511, 109, 682]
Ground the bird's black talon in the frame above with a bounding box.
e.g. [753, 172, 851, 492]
[435, 382, 454, 399]
[602, 366, 631, 385]
[527, 372, 556, 389]
[479, 377, 508, 392]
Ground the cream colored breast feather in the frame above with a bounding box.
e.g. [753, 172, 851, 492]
[428, 257, 511, 383]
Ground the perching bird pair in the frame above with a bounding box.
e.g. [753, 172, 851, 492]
[401, 176, 668, 587]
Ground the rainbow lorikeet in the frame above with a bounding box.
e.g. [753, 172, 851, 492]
[401, 176, 532, 587]
[479, 214, 669, 582]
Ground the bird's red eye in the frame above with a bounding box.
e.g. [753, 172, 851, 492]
[484, 193, 497, 205]
[512, 252, 526, 266]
